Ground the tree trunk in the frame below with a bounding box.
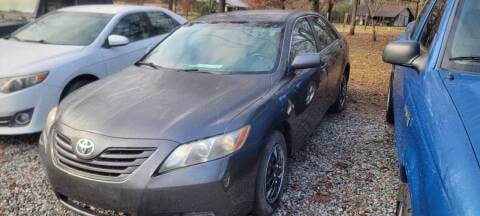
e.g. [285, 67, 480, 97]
[219, 0, 226, 12]
[371, 18, 377, 41]
[414, 0, 420, 19]
[312, 0, 320, 13]
[168, 0, 173, 10]
[349, 0, 358, 35]
[280, 0, 286, 9]
[326, 0, 334, 21]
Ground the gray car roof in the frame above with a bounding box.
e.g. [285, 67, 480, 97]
[191, 10, 312, 23]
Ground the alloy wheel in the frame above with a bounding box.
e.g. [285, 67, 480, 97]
[338, 75, 348, 107]
[264, 143, 286, 204]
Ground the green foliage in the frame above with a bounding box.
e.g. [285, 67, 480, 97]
[199, 1, 217, 15]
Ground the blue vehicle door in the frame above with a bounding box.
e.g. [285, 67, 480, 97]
[393, 0, 449, 214]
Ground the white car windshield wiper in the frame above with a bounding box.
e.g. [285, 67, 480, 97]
[14, 38, 47, 44]
[7, 35, 21, 41]
[449, 56, 480, 61]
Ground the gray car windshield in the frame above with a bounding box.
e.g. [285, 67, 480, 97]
[442, 0, 480, 73]
[143, 22, 283, 74]
[0, 0, 39, 21]
[11, 11, 112, 46]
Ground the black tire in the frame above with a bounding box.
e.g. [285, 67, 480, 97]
[386, 73, 394, 124]
[60, 79, 94, 101]
[329, 72, 348, 113]
[396, 182, 413, 216]
[254, 131, 288, 216]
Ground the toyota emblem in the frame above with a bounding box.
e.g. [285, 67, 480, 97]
[76, 138, 95, 158]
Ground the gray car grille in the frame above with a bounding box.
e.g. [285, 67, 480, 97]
[53, 132, 156, 179]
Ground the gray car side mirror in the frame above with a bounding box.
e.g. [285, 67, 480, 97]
[291, 53, 324, 70]
[107, 35, 130, 48]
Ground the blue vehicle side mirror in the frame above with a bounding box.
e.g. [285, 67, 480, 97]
[291, 53, 325, 70]
[383, 40, 426, 72]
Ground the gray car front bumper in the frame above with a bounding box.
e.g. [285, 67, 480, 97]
[39, 126, 257, 216]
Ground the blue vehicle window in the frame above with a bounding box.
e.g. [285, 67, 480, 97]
[442, 0, 480, 73]
[409, 0, 432, 39]
[418, 0, 447, 51]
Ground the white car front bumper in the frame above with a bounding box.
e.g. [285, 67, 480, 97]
[0, 83, 60, 135]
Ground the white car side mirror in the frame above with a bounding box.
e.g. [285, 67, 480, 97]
[107, 35, 129, 48]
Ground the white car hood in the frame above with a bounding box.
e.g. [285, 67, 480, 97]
[0, 39, 84, 77]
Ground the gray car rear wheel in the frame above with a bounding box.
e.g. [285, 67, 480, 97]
[254, 131, 287, 216]
[329, 71, 348, 113]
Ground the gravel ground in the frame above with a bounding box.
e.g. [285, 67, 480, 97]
[0, 33, 398, 216]
[0, 90, 398, 216]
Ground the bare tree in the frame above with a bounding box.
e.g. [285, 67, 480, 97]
[325, 0, 334, 20]
[168, 0, 174, 10]
[363, 0, 386, 41]
[312, 0, 320, 13]
[219, 0, 226, 12]
[349, 0, 359, 35]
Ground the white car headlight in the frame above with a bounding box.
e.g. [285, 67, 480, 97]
[0, 72, 48, 93]
[158, 125, 250, 173]
[44, 106, 58, 136]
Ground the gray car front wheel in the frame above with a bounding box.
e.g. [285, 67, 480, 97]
[254, 131, 287, 216]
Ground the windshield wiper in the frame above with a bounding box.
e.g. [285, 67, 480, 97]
[7, 36, 46, 44]
[19, 39, 47, 44]
[180, 69, 232, 75]
[449, 56, 480, 61]
[136, 61, 162, 69]
[7, 35, 21, 41]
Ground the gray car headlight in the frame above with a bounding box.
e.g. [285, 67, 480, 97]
[44, 106, 58, 137]
[0, 72, 49, 93]
[158, 125, 250, 173]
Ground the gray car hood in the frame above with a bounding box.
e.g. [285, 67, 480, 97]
[59, 66, 270, 143]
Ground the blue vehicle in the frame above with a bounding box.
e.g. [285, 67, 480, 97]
[383, 0, 480, 215]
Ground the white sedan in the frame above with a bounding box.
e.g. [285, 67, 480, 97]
[0, 5, 186, 135]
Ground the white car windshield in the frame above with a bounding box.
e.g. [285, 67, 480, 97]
[143, 22, 284, 74]
[10, 11, 113, 46]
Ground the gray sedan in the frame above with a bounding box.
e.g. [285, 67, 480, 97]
[39, 10, 350, 216]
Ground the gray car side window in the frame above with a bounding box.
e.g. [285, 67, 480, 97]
[111, 12, 151, 42]
[290, 18, 317, 62]
[310, 16, 336, 50]
[146, 12, 179, 36]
